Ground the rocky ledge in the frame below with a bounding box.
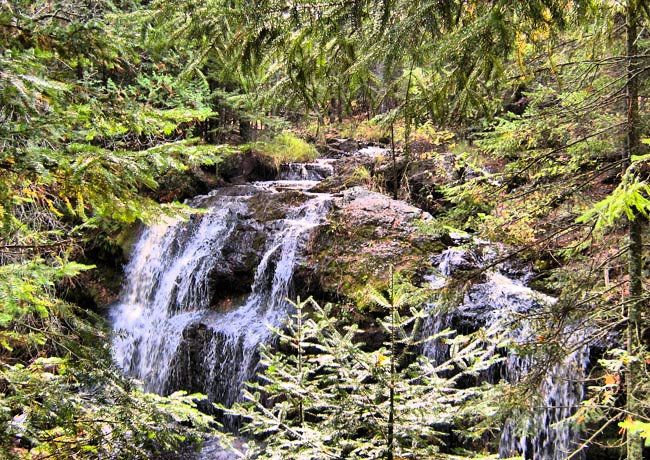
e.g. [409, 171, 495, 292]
[297, 187, 445, 306]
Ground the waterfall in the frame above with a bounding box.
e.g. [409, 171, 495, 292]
[111, 181, 331, 416]
[278, 158, 335, 181]
[423, 246, 589, 460]
[110, 155, 590, 458]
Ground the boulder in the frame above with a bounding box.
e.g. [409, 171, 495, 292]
[303, 187, 445, 305]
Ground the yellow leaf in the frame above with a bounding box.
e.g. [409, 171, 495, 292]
[619, 416, 635, 435]
[604, 374, 619, 386]
[47, 199, 63, 217]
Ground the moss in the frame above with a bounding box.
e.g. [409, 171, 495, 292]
[114, 223, 143, 260]
[245, 131, 318, 169]
[252, 232, 267, 251]
[409, 238, 446, 255]
[309, 215, 445, 312]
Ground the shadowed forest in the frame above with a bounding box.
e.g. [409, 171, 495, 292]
[1, 1, 650, 459]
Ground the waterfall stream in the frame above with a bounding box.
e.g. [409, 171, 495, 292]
[279, 158, 336, 181]
[111, 176, 332, 417]
[423, 245, 588, 459]
[110, 158, 588, 458]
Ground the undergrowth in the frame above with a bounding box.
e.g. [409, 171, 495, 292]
[248, 131, 318, 168]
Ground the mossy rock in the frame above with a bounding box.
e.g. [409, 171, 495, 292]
[218, 150, 278, 183]
[247, 189, 310, 222]
[306, 187, 446, 309]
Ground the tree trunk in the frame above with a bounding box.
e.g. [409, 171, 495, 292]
[328, 97, 336, 124]
[391, 124, 398, 199]
[625, 2, 643, 459]
[337, 92, 343, 123]
[240, 119, 253, 142]
[76, 56, 84, 81]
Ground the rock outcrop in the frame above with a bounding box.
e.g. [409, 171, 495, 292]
[300, 187, 445, 304]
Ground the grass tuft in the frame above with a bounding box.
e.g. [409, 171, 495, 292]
[248, 131, 318, 168]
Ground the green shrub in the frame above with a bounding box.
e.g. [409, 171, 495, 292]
[229, 289, 505, 459]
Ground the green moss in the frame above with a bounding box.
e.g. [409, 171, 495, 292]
[409, 237, 446, 255]
[311, 219, 443, 312]
[252, 233, 267, 251]
[115, 223, 143, 259]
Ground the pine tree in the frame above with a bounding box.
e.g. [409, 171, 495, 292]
[0, 2, 231, 457]
[623, 1, 644, 458]
[230, 287, 505, 459]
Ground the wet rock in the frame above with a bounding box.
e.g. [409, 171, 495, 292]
[279, 159, 335, 181]
[247, 189, 311, 221]
[321, 137, 387, 159]
[153, 167, 223, 204]
[306, 187, 445, 303]
[170, 323, 213, 394]
[111, 183, 332, 433]
[327, 137, 360, 152]
[210, 220, 266, 299]
[422, 244, 589, 460]
[219, 151, 277, 183]
[309, 155, 379, 194]
[180, 187, 317, 307]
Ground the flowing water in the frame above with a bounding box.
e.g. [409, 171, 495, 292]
[111, 176, 331, 416]
[279, 158, 335, 181]
[423, 246, 589, 460]
[111, 156, 588, 459]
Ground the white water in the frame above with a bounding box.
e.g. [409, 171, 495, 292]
[423, 247, 588, 460]
[111, 180, 331, 409]
[278, 158, 335, 181]
[357, 146, 389, 157]
[110, 155, 589, 458]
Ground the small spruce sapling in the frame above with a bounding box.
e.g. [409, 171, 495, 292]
[231, 281, 506, 459]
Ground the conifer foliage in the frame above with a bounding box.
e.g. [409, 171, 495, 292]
[0, 1, 225, 458]
[1, 0, 649, 458]
[232, 287, 505, 459]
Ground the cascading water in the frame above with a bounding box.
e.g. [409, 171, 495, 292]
[110, 152, 590, 458]
[111, 177, 331, 418]
[423, 245, 589, 460]
[279, 158, 335, 181]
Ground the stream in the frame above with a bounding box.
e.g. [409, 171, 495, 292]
[110, 152, 588, 459]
